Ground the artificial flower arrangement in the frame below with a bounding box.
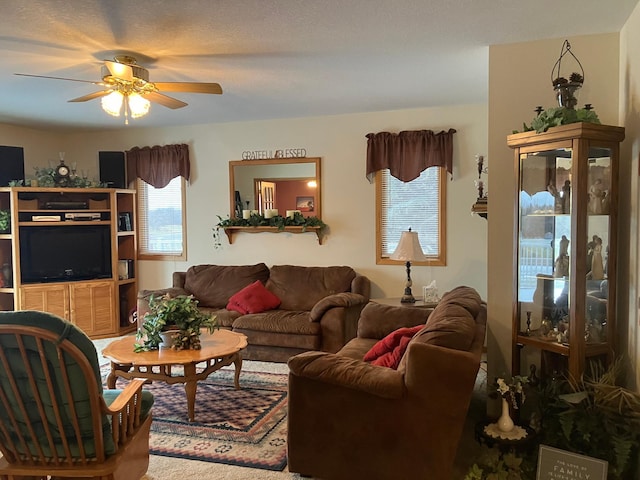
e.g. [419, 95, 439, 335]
[496, 375, 529, 409]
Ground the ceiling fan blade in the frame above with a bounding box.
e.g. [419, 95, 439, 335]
[144, 91, 188, 109]
[104, 60, 133, 81]
[68, 90, 113, 102]
[14, 73, 104, 85]
[153, 82, 223, 94]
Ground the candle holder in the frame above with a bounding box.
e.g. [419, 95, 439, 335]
[472, 154, 488, 219]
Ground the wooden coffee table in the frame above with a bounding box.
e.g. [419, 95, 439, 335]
[102, 329, 248, 422]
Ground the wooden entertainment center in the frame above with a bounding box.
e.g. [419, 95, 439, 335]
[0, 187, 137, 338]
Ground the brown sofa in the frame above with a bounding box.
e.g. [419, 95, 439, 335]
[287, 286, 487, 480]
[137, 263, 371, 362]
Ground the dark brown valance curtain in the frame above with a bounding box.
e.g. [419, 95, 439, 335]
[126, 143, 190, 188]
[365, 129, 456, 183]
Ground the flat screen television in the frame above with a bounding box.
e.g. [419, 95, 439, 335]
[19, 225, 112, 284]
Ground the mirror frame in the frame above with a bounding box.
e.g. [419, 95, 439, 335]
[229, 157, 321, 219]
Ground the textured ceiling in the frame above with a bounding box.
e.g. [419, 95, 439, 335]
[0, 0, 637, 131]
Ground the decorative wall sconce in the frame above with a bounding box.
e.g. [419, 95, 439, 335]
[471, 154, 488, 219]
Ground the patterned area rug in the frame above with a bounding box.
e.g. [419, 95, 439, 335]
[101, 365, 288, 471]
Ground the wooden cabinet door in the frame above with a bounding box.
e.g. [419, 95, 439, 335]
[69, 281, 116, 336]
[19, 284, 69, 319]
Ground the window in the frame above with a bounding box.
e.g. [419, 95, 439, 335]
[137, 176, 186, 260]
[376, 167, 446, 266]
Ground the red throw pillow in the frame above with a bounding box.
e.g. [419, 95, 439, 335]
[226, 280, 281, 314]
[364, 324, 424, 369]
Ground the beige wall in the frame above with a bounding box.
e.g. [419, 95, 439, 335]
[620, 1, 640, 389]
[1, 104, 488, 303]
[487, 33, 627, 394]
[0, 124, 67, 174]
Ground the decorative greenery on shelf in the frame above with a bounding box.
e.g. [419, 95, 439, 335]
[213, 212, 328, 248]
[0, 210, 10, 233]
[134, 294, 218, 352]
[11, 166, 109, 188]
[514, 107, 601, 134]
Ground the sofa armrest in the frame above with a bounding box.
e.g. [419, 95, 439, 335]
[172, 271, 186, 288]
[351, 274, 371, 299]
[309, 292, 368, 321]
[288, 351, 405, 399]
[404, 341, 481, 405]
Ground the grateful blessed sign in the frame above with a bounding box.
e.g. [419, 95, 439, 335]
[537, 445, 607, 480]
[242, 148, 307, 160]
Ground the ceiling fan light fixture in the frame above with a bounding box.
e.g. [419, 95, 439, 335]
[128, 93, 150, 118]
[101, 90, 124, 117]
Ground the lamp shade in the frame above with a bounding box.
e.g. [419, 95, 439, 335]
[390, 229, 427, 262]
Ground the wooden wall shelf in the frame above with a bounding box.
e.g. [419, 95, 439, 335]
[471, 200, 488, 219]
[223, 226, 324, 244]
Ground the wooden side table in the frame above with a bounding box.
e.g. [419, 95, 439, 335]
[371, 297, 438, 309]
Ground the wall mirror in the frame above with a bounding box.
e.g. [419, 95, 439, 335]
[229, 157, 321, 219]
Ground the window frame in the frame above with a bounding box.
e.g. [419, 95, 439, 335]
[375, 167, 447, 266]
[136, 176, 187, 261]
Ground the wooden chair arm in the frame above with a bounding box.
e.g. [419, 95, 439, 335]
[103, 378, 147, 413]
[101, 378, 148, 450]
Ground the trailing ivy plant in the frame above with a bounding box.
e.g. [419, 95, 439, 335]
[514, 107, 601, 134]
[464, 444, 534, 480]
[537, 359, 640, 480]
[213, 212, 328, 248]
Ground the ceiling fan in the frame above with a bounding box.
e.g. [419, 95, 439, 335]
[15, 55, 223, 122]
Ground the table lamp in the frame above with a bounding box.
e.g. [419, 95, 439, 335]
[390, 228, 427, 303]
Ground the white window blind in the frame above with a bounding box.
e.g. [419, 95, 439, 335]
[137, 176, 185, 258]
[379, 167, 444, 262]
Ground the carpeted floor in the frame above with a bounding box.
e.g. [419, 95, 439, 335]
[102, 365, 289, 471]
[95, 337, 487, 479]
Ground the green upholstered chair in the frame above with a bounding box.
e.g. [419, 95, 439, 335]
[0, 311, 153, 480]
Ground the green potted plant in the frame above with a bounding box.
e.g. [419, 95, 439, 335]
[134, 294, 218, 352]
[537, 360, 640, 480]
[464, 445, 530, 480]
[0, 210, 10, 233]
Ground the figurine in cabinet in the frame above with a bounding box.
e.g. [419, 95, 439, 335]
[590, 236, 605, 280]
[589, 178, 606, 214]
[561, 180, 571, 214]
[554, 235, 569, 278]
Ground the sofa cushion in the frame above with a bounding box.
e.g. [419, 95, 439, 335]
[198, 307, 241, 328]
[364, 324, 424, 369]
[233, 310, 320, 335]
[357, 301, 431, 339]
[233, 311, 321, 350]
[437, 285, 483, 318]
[396, 286, 481, 373]
[411, 286, 480, 351]
[266, 265, 356, 311]
[227, 280, 281, 314]
[183, 263, 270, 308]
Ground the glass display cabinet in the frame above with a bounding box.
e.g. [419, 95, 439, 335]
[507, 123, 625, 380]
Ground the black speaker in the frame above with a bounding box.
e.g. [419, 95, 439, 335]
[99, 151, 126, 188]
[0, 146, 25, 187]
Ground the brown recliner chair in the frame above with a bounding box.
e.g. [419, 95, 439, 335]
[287, 286, 487, 480]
